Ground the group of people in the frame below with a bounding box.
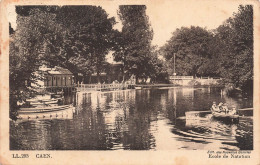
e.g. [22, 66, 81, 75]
[211, 101, 237, 115]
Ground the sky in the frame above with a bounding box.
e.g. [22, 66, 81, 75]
[102, 1, 239, 47]
[7, 2, 239, 48]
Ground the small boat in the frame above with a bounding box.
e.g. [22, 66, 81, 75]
[26, 98, 39, 102]
[29, 99, 58, 106]
[212, 111, 239, 122]
[44, 100, 58, 104]
[30, 102, 45, 106]
[19, 104, 74, 114]
[17, 104, 75, 120]
[57, 91, 64, 95]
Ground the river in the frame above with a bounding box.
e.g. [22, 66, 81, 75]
[10, 87, 253, 150]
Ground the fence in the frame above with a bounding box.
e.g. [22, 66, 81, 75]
[76, 83, 135, 92]
[169, 76, 194, 80]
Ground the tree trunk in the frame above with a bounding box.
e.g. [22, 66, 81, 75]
[122, 56, 126, 82]
[96, 54, 101, 83]
[122, 65, 125, 82]
[97, 69, 101, 83]
[89, 75, 92, 84]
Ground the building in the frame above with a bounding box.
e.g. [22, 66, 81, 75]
[34, 66, 74, 90]
[85, 53, 124, 84]
[87, 63, 124, 84]
[44, 66, 74, 87]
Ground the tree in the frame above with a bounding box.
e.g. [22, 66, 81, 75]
[10, 7, 63, 88]
[10, 6, 118, 118]
[9, 7, 64, 118]
[161, 26, 216, 77]
[160, 5, 253, 93]
[113, 5, 154, 82]
[56, 6, 116, 83]
[149, 54, 169, 83]
[215, 5, 253, 91]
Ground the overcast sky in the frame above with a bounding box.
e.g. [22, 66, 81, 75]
[8, 2, 239, 48]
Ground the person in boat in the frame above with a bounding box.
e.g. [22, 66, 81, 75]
[229, 106, 237, 115]
[222, 103, 229, 114]
[211, 101, 219, 112]
[218, 102, 224, 112]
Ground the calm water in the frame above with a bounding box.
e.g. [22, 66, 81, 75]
[10, 87, 253, 150]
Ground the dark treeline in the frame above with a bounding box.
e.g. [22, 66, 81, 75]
[9, 5, 253, 117]
[160, 5, 253, 93]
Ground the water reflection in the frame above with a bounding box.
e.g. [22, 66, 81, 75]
[10, 87, 253, 150]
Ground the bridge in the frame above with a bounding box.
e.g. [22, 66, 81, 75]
[169, 76, 221, 86]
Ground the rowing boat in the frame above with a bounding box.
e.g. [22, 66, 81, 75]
[30, 100, 58, 106]
[18, 104, 73, 114]
[212, 112, 239, 119]
[212, 111, 239, 122]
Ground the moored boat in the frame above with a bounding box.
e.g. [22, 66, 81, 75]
[30, 99, 59, 106]
[26, 92, 63, 102]
[17, 104, 75, 120]
[19, 104, 74, 114]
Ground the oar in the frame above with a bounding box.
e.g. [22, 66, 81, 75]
[237, 108, 253, 111]
[187, 108, 253, 113]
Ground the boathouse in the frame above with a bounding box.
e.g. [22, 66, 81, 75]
[34, 66, 74, 90]
[43, 66, 74, 87]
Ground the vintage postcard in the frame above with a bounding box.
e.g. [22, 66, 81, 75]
[0, 0, 260, 164]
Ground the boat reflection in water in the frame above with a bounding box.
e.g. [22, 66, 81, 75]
[10, 87, 253, 150]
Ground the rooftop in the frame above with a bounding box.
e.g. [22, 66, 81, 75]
[39, 66, 73, 75]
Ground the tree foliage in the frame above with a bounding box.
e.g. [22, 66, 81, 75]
[161, 26, 215, 77]
[9, 6, 117, 117]
[11, 5, 116, 87]
[9, 7, 63, 118]
[10, 7, 64, 91]
[56, 6, 116, 81]
[113, 5, 154, 81]
[215, 5, 253, 90]
[160, 5, 253, 91]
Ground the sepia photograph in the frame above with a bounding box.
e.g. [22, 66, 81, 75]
[1, 0, 260, 164]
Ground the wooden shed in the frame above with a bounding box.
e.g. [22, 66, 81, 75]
[43, 66, 74, 87]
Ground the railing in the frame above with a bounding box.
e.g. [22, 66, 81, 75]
[169, 76, 194, 80]
[169, 76, 222, 80]
[76, 83, 134, 92]
[44, 85, 76, 88]
[195, 77, 222, 80]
